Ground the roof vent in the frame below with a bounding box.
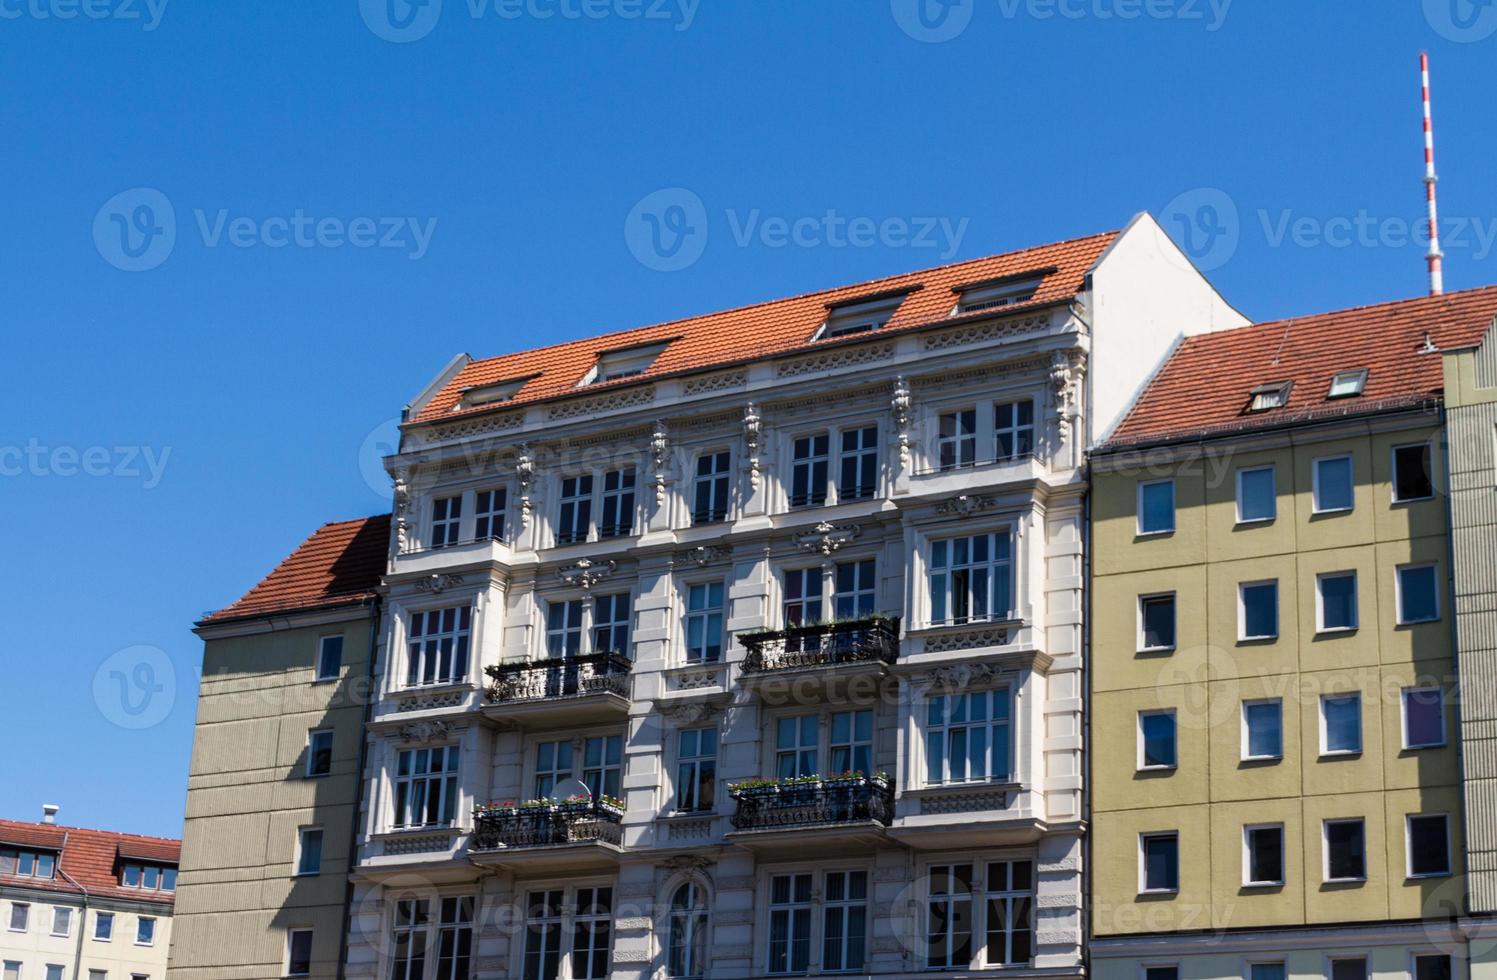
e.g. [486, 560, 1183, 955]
[952, 267, 1055, 316]
[458, 375, 536, 409]
[816, 291, 909, 340]
[42, 804, 59, 825]
[1418, 331, 1439, 354]
[578, 339, 674, 387]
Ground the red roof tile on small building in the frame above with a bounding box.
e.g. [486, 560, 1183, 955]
[0, 819, 180, 906]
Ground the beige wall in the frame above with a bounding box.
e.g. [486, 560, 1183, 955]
[166, 609, 372, 980]
[0, 893, 171, 980]
[1092, 421, 1461, 938]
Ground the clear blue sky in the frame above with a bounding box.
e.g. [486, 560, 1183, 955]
[4, 1, 1495, 838]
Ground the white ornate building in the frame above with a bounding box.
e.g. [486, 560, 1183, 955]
[344, 215, 1245, 980]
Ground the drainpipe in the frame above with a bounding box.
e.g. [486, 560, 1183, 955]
[336, 596, 382, 980]
[57, 836, 90, 980]
[1081, 478, 1093, 979]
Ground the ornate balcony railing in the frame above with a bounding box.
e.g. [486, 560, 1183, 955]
[739, 617, 900, 674]
[484, 652, 632, 703]
[471, 800, 624, 851]
[728, 775, 894, 831]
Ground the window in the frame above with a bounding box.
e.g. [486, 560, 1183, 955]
[523, 890, 564, 980]
[955, 274, 1043, 313]
[1137, 480, 1175, 535]
[1139, 594, 1176, 651]
[0, 848, 56, 878]
[406, 605, 472, 686]
[137, 916, 156, 945]
[1321, 694, 1363, 755]
[546, 599, 584, 658]
[984, 860, 1034, 966]
[684, 583, 725, 664]
[676, 727, 717, 813]
[1397, 564, 1441, 624]
[834, 559, 876, 619]
[994, 400, 1035, 460]
[1415, 955, 1453, 980]
[776, 715, 818, 779]
[1317, 571, 1359, 632]
[767, 872, 813, 975]
[924, 864, 973, 969]
[558, 470, 637, 543]
[119, 862, 175, 892]
[692, 451, 731, 524]
[568, 888, 610, 980]
[534, 740, 573, 799]
[557, 475, 594, 544]
[1393, 443, 1435, 502]
[1328, 369, 1369, 398]
[838, 426, 878, 500]
[315, 635, 343, 681]
[583, 735, 623, 800]
[436, 898, 475, 980]
[1330, 958, 1368, 980]
[1244, 824, 1285, 886]
[790, 433, 830, 507]
[296, 827, 323, 876]
[1138, 710, 1177, 770]
[784, 567, 824, 630]
[1242, 700, 1284, 761]
[830, 710, 873, 776]
[89, 971, 108, 980]
[51, 906, 71, 936]
[461, 376, 530, 407]
[390, 893, 472, 980]
[823, 870, 868, 972]
[95, 911, 114, 941]
[929, 532, 1013, 626]
[1248, 381, 1292, 411]
[1325, 818, 1367, 881]
[45, 969, 64, 980]
[394, 745, 460, 827]
[430, 495, 462, 548]
[1239, 581, 1279, 640]
[1250, 963, 1286, 980]
[1312, 455, 1355, 513]
[287, 929, 313, 977]
[1, 965, 15, 980]
[391, 898, 430, 980]
[585, 340, 670, 384]
[599, 468, 636, 538]
[925, 689, 1012, 785]
[1140, 833, 1179, 892]
[668, 883, 708, 979]
[592, 592, 631, 656]
[306, 729, 334, 777]
[1403, 687, 1447, 749]
[937, 409, 977, 470]
[474, 487, 507, 541]
[1408, 814, 1451, 877]
[820, 294, 902, 338]
[1237, 465, 1276, 522]
[1144, 967, 1179, 980]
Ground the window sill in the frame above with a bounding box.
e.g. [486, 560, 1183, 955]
[1235, 517, 1276, 527]
[1137, 646, 1176, 655]
[1324, 876, 1367, 885]
[1319, 750, 1363, 759]
[1136, 765, 1177, 774]
[1392, 496, 1436, 506]
[1397, 618, 1441, 627]
[1135, 529, 1175, 539]
[1407, 871, 1453, 880]
[1241, 755, 1283, 764]
[1315, 626, 1359, 636]
[1242, 881, 1283, 890]
[1138, 889, 1178, 897]
[1311, 507, 1354, 516]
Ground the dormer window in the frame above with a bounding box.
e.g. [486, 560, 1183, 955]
[120, 861, 177, 892]
[953, 268, 1053, 315]
[817, 292, 908, 340]
[1327, 369, 1368, 399]
[459, 375, 535, 409]
[1248, 381, 1293, 412]
[0, 847, 57, 879]
[579, 340, 673, 387]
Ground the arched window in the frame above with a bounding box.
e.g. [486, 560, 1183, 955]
[668, 881, 709, 978]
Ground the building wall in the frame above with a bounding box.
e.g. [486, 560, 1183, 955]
[167, 609, 374, 980]
[1, 891, 171, 980]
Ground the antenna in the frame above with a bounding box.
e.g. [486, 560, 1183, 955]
[1421, 52, 1444, 296]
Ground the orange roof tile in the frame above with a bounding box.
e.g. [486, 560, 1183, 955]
[411, 231, 1119, 424]
[0, 819, 179, 906]
[1104, 285, 1497, 448]
[200, 515, 390, 625]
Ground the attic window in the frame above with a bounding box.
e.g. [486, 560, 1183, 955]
[953, 267, 1054, 315]
[1248, 381, 1293, 412]
[579, 340, 673, 387]
[459, 376, 535, 408]
[817, 292, 908, 340]
[1327, 369, 1368, 399]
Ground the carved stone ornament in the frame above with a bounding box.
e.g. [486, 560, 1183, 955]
[558, 557, 618, 590]
[675, 544, 731, 568]
[516, 444, 536, 528]
[398, 720, 452, 743]
[743, 402, 763, 489]
[1050, 350, 1086, 447]
[662, 855, 714, 874]
[650, 420, 670, 505]
[658, 700, 718, 725]
[415, 573, 465, 595]
[891, 376, 913, 466]
[935, 494, 996, 517]
[922, 662, 1004, 692]
[393, 468, 413, 552]
[795, 521, 861, 556]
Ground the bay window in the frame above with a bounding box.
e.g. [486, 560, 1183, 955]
[394, 745, 460, 828]
[925, 688, 1012, 785]
[406, 605, 472, 687]
[929, 531, 1014, 626]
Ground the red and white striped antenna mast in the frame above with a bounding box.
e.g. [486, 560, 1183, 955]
[1421, 52, 1444, 296]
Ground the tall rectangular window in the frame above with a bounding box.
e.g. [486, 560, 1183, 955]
[557, 475, 594, 544]
[583, 734, 623, 800]
[1393, 443, 1435, 501]
[684, 583, 725, 664]
[6, 904, 25, 932]
[1313, 455, 1354, 513]
[766, 873, 813, 975]
[533, 740, 573, 799]
[1236, 465, 1276, 523]
[287, 929, 313, 977]
[546, 600, 585, 658]
[1244, 824, 1285, 885]
[391, 899, 430, 980]
[822, 870, 868, 973]
[1397, 564, 1441, 624]
[136, 917, 156, 945]
[790, 433, 830, 507]
[984, 860, 1034, 966]
[830, 709, 873, 776]
[436, 897, 475, 980]
[522, 890, 562, 980]
[94, 911, 114, 941]
[1239, 581, 1279, 640]
[407, 605, 472, 686]
[394, 745, 460, 827]
[937, 409, 977, 470]
[431, 495, 462, 548]
[50, 907, 71, 937]
[1325, 818, 1366, 882]
[1403, 687, 1447, 749]
[1408, 814, 1451, 877]
[1141, 833, 1179, 892]
[1138, 710, 1177, 769]
[692, 451, 731, 524]
[306, 730, 333, 777]
[1321, 693, 1363, 755]
[925, 864, 973, 969]
[592, 593, 632, 656]
[833, 559, 876, 619]
[1137, 480, 1175, 534]
[597, 468, 636, 538]
[1415, 955, 1453, 980]
[1139, 594, 1176, 651]
[929, 532, 1013, 626]
[925, 689, 1012, 785]
[676, 727, 717, 813]
[1242, 700, 1283, 760]
[784, 567, 823, 629]
[316, 635, 343, 681]
[838, 426, 878, 501]
[776, 714, 818, 779]
[1317, 571, 1359, 632]
[570, 887, 612, 980]
[474, 487, 507, 541]
[994, 400, 1035, 460]
[296, 827, 323, 875]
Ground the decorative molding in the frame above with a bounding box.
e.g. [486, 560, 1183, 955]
[1050, 349, 1086, 447]
[775, 342, 894, 378]
[431, 410, 523, 441]
[682, 369, 747, 396]
[398, 720, 453, 743]
[547, 385, 656, 421]
[657, 698, 720, 724]
[911, 355, 1049, 392]
[382, 832, 455, 856]
[794, 521, 861, 556]
[558, 558, 618, 591]
[665, 817, 716, 841]
[921, 313, 1048, 351]
[743, 402, 763, 489]
[919, 788, 1012, 814]
[715, 875, 755, 891]
[516, 444, 536, 528]
[919, 660, 1009, 689]
[414, 573, 466, 595]
[662, 855, 714, 874]
[673, 543, 731, 568]
[935, 494, 999, 517]
[393, 468, 412, 553]
[891, 376, 913, 466]
[650, 421, 670, 505]
[922, 627, 1012, 653]
[395, 690, 465, 712]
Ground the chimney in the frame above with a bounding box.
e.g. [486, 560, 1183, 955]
[41, 804, 59, 825]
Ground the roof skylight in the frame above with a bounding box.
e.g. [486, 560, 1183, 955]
[1248, 381, 1293, 412]
[1327, 369, 1368, 399]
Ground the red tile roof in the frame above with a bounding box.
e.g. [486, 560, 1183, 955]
[411, 231, 1119, 424]
[1104, 285, 1497, 448]
[200, 515, 390, 625]
[0, 819, 179, 906]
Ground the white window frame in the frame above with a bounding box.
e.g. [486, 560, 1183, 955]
[1245, 960, 1288, 980]
[598, 467, 638, 539]
[557, 468, 639, 544]
[821, 868, 871, 973]
[556, 474, 596, 545]
[1312, 454, 1355, 514]
[1405, 813, 1452, 879]
[837, 424, 880, 502]
[1323, 818, 1368, 883]
[682, 580, 726, 665]
[315, 634, 343, 682]
[674, 726, 719, 814]
[50, 906, 71, 937]
[1242, 823, 1286, 887]
[789, 430, 832, 508]
[1315, 571, 1359, 633]
[295, 826, 323, 877]
[8, 902, 28, 933]
[993, 399, 1036, 461]
[286, 927, 314, 978]
[1412, 953, 1454, 980]
[1241, 699, 1284, 762]
[1136, 479, 1176, 535]
[1137, 709, 1178, 771]
[922, 687, 1014, 786]
[927, 530, 1015, 627]
[136, 915, 156, 947]
[765, 871, 815, 975]
[429, 494, 463, 549]
[936, 407, 978, 471]
[1327, 369, 1369, 399]
[1137, 592, 1177, 652]
[305, 729, 334, 778]
[1402, 686, 1447, 749]
[94, 911, 114, 942]
[404, 603, 474, 687]
[1395, 563, 1442, 625]
[1235, 465, 1277, 523]
[473, 486, 508, 542]
[392, 744, 461, 829]
[691, 449, 732, 525]
[1319, 693, 1363, 756]
[1392, 443, 1436, 503]
[1138, 832, 1180, 894]
[1238, 580, 1279, 641]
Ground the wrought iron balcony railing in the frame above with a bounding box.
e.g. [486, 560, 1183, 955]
[471, 801, 624, 850]
[738, 616, 900, 674]
[484, 652, 632, 704]
[728, 775, 894, 832]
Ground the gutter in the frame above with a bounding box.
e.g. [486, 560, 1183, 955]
[56, 835, 90, 980]
[336, 596, 382, 980]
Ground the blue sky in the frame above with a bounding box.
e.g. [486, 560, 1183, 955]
[4, 1, 1496, 838]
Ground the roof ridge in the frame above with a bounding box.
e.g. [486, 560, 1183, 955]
[0, 819, 181, 844]
[1193, 282, 1497, 346]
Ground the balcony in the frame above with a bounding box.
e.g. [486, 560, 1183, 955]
[738, 617, 899, 700]
[470, 799, 624, 871]
[482, 653, 632, 730]
[725, 774, 894, 853]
